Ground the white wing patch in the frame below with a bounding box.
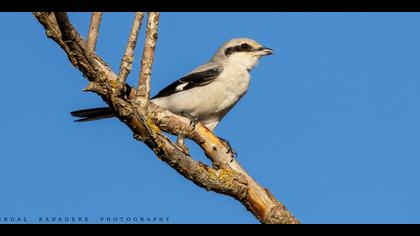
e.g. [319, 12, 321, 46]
[175, 82, 189, 91]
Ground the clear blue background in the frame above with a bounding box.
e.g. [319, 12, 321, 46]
[0, 13, 419, 224]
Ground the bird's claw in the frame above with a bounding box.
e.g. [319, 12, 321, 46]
[176, 135, 190, 155]
[218, 136, 238, 161]
[182, 111, 198, 131]
[178, 144, 190, 156]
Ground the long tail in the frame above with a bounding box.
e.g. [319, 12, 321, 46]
[70, 107, 115, 122]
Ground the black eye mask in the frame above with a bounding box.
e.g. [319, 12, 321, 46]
[224, 43, 254, 56]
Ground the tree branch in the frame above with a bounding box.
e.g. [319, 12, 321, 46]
[51, 12, 103, 81]
[87, 12, 103, 51]
[137, 12, 160, 98]
[117, 12, 145, 83]
[33, 12, 299, 224]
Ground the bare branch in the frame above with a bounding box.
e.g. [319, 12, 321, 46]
[52, 12, 102, 81]
[137, 12, 160, 98]
[145, 101, 299, 223]
[33, 12, 299, 224]
[87, 12, 103, 51]
[117, 12, 145, 83]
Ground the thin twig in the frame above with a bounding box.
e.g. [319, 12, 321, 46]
[138, 12, 160, 98]
[117, 12, 145, 83]
[87, 12, 103, 51]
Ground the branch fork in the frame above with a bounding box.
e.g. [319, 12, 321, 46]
[33, 12, 299, 224]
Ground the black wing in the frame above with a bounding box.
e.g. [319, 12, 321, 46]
[151, 65, 223, 99]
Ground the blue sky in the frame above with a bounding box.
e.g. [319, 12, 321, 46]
[0, 12, 419, 224]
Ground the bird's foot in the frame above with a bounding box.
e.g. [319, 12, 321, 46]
[176, 135, 190, 156]
[181, 111, 199, 131]
[218, 136, 237, 161]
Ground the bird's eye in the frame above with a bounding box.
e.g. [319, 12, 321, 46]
[241, 43, 251, 50]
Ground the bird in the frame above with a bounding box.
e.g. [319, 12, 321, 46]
[71, 38, 274, 155]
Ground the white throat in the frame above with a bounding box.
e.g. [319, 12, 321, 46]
[219, 53, 259, 72]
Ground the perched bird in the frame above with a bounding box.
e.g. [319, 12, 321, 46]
[71, 38, 273, 154]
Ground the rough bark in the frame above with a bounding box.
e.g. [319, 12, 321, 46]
[87, 12, 102, 51]
[138, 12, 160, 98]
[33, 12, 300, 224]
[117, 12, 145, 83]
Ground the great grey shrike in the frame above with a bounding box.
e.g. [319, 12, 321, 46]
[71, 38, 273, 129]
[71, 38, 273, 154]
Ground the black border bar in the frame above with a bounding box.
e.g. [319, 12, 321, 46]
[2, 1, 420, 12]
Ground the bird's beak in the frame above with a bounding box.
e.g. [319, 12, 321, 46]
[258, 47, 274, 56]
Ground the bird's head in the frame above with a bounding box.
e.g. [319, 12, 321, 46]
[211, 38, 274, 71]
